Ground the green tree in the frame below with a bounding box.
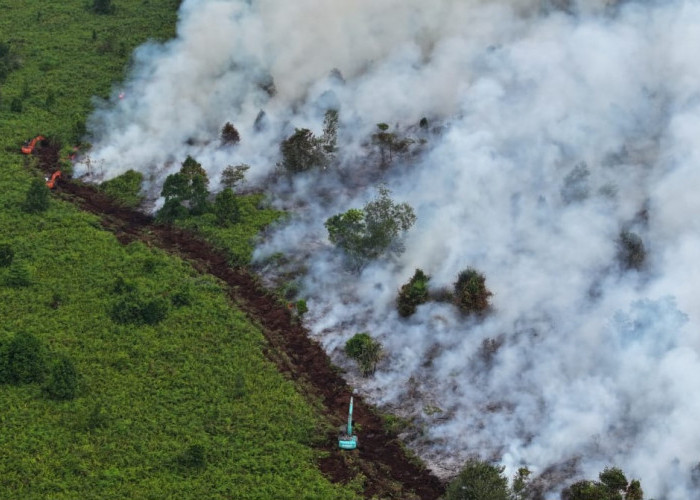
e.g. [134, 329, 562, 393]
[325, 186, 416, 268]
[397, 269, 430, 317]
[43, 355, 79, 400]
[345, 332, 382, 376]
[158, 156, 210, 219]
[220, 122, 240, 145]
[0, 243, 14, 267]
[220, 164, 249, 190]
[445, 459, 509, 500]
[213, 188, 241, 227]
[1, 332, 47, 384]
[280, 128, 323, 173]
[454, 268, 492, 314]
[23, 178, 49, 213]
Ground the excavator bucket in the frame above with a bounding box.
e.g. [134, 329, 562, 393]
[21, 135, 45, 155]
[46, 171, 61, 189]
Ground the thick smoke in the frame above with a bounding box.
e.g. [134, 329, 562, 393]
[79, 0, 700, 497]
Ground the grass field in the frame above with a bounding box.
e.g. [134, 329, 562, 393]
[0, 1, 357, 498]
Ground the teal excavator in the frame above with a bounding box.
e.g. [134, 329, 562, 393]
[338, 397, 358, 450]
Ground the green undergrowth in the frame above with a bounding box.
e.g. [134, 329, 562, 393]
[0, 1, 357, 498]
[176, 194, 284, 265]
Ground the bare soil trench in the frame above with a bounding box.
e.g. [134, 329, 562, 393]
[37, 145, 444, 499]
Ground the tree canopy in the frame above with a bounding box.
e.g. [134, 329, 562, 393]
[325, 185, 416, 269]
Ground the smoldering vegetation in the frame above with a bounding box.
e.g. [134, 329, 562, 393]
[76, 0, 700, 497]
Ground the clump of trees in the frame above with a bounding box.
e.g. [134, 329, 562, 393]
[445, 459, 532, 500]
[454, 267, 492, 314]
[279, 109, 338, 173]
[0, 333, 79, 400]
[157, 156, 244, 228]
[617, 230, 646, 271]
[109, 276, 170, 326]
[325, 185, 416, 269]
[345, 332, 382, 376]
[562, 467, 643, 500]
[397, 269, 430, 317]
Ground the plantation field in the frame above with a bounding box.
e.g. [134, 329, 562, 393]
[0, 1, 357, 498]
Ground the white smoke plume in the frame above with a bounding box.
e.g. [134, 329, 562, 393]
[79, 0, 700, 497]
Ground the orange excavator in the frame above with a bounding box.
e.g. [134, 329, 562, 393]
[46, 171, 61, 189]
[21, 135, 45, 155]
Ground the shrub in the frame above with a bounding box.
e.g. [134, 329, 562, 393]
[178, 444, 206, 469]
[345, 332, 382, 376]
[10, 97, 22, 113]
[171, 285, 193, 307]
[5, 262, 32, 287]
[23, 178, 49, 213]
[99, 169, 144, 208]
[397, 269, 430, 317]
[43, 355, 79, 400]
[110, 294, 169, 325]
[93, 0, 114, 14]
[454, 268, 492, 314]
[0, 243, 14, 267]
[295, 299, 308, 317]
[220, 122, 240, 145]
[445, 459, 509, 500]
[1, 332, 47, 384]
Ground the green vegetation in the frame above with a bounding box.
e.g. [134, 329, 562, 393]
[325, 185, 416, 269]
[445, 459, 509, 500]
[345, 332, 382, 376]
[397, 268, 430, 317]
[221, 163, 250, 190]
[562, 467, 643, 500]
[23, 178, 49, 213]
[279, 109, 339, 173]
[99, 169, 144, 208]
[0, 1, 358, 498]
[454, 267, 492, 314]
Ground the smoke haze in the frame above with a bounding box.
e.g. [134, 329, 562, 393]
[79, 0, 700, 497]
